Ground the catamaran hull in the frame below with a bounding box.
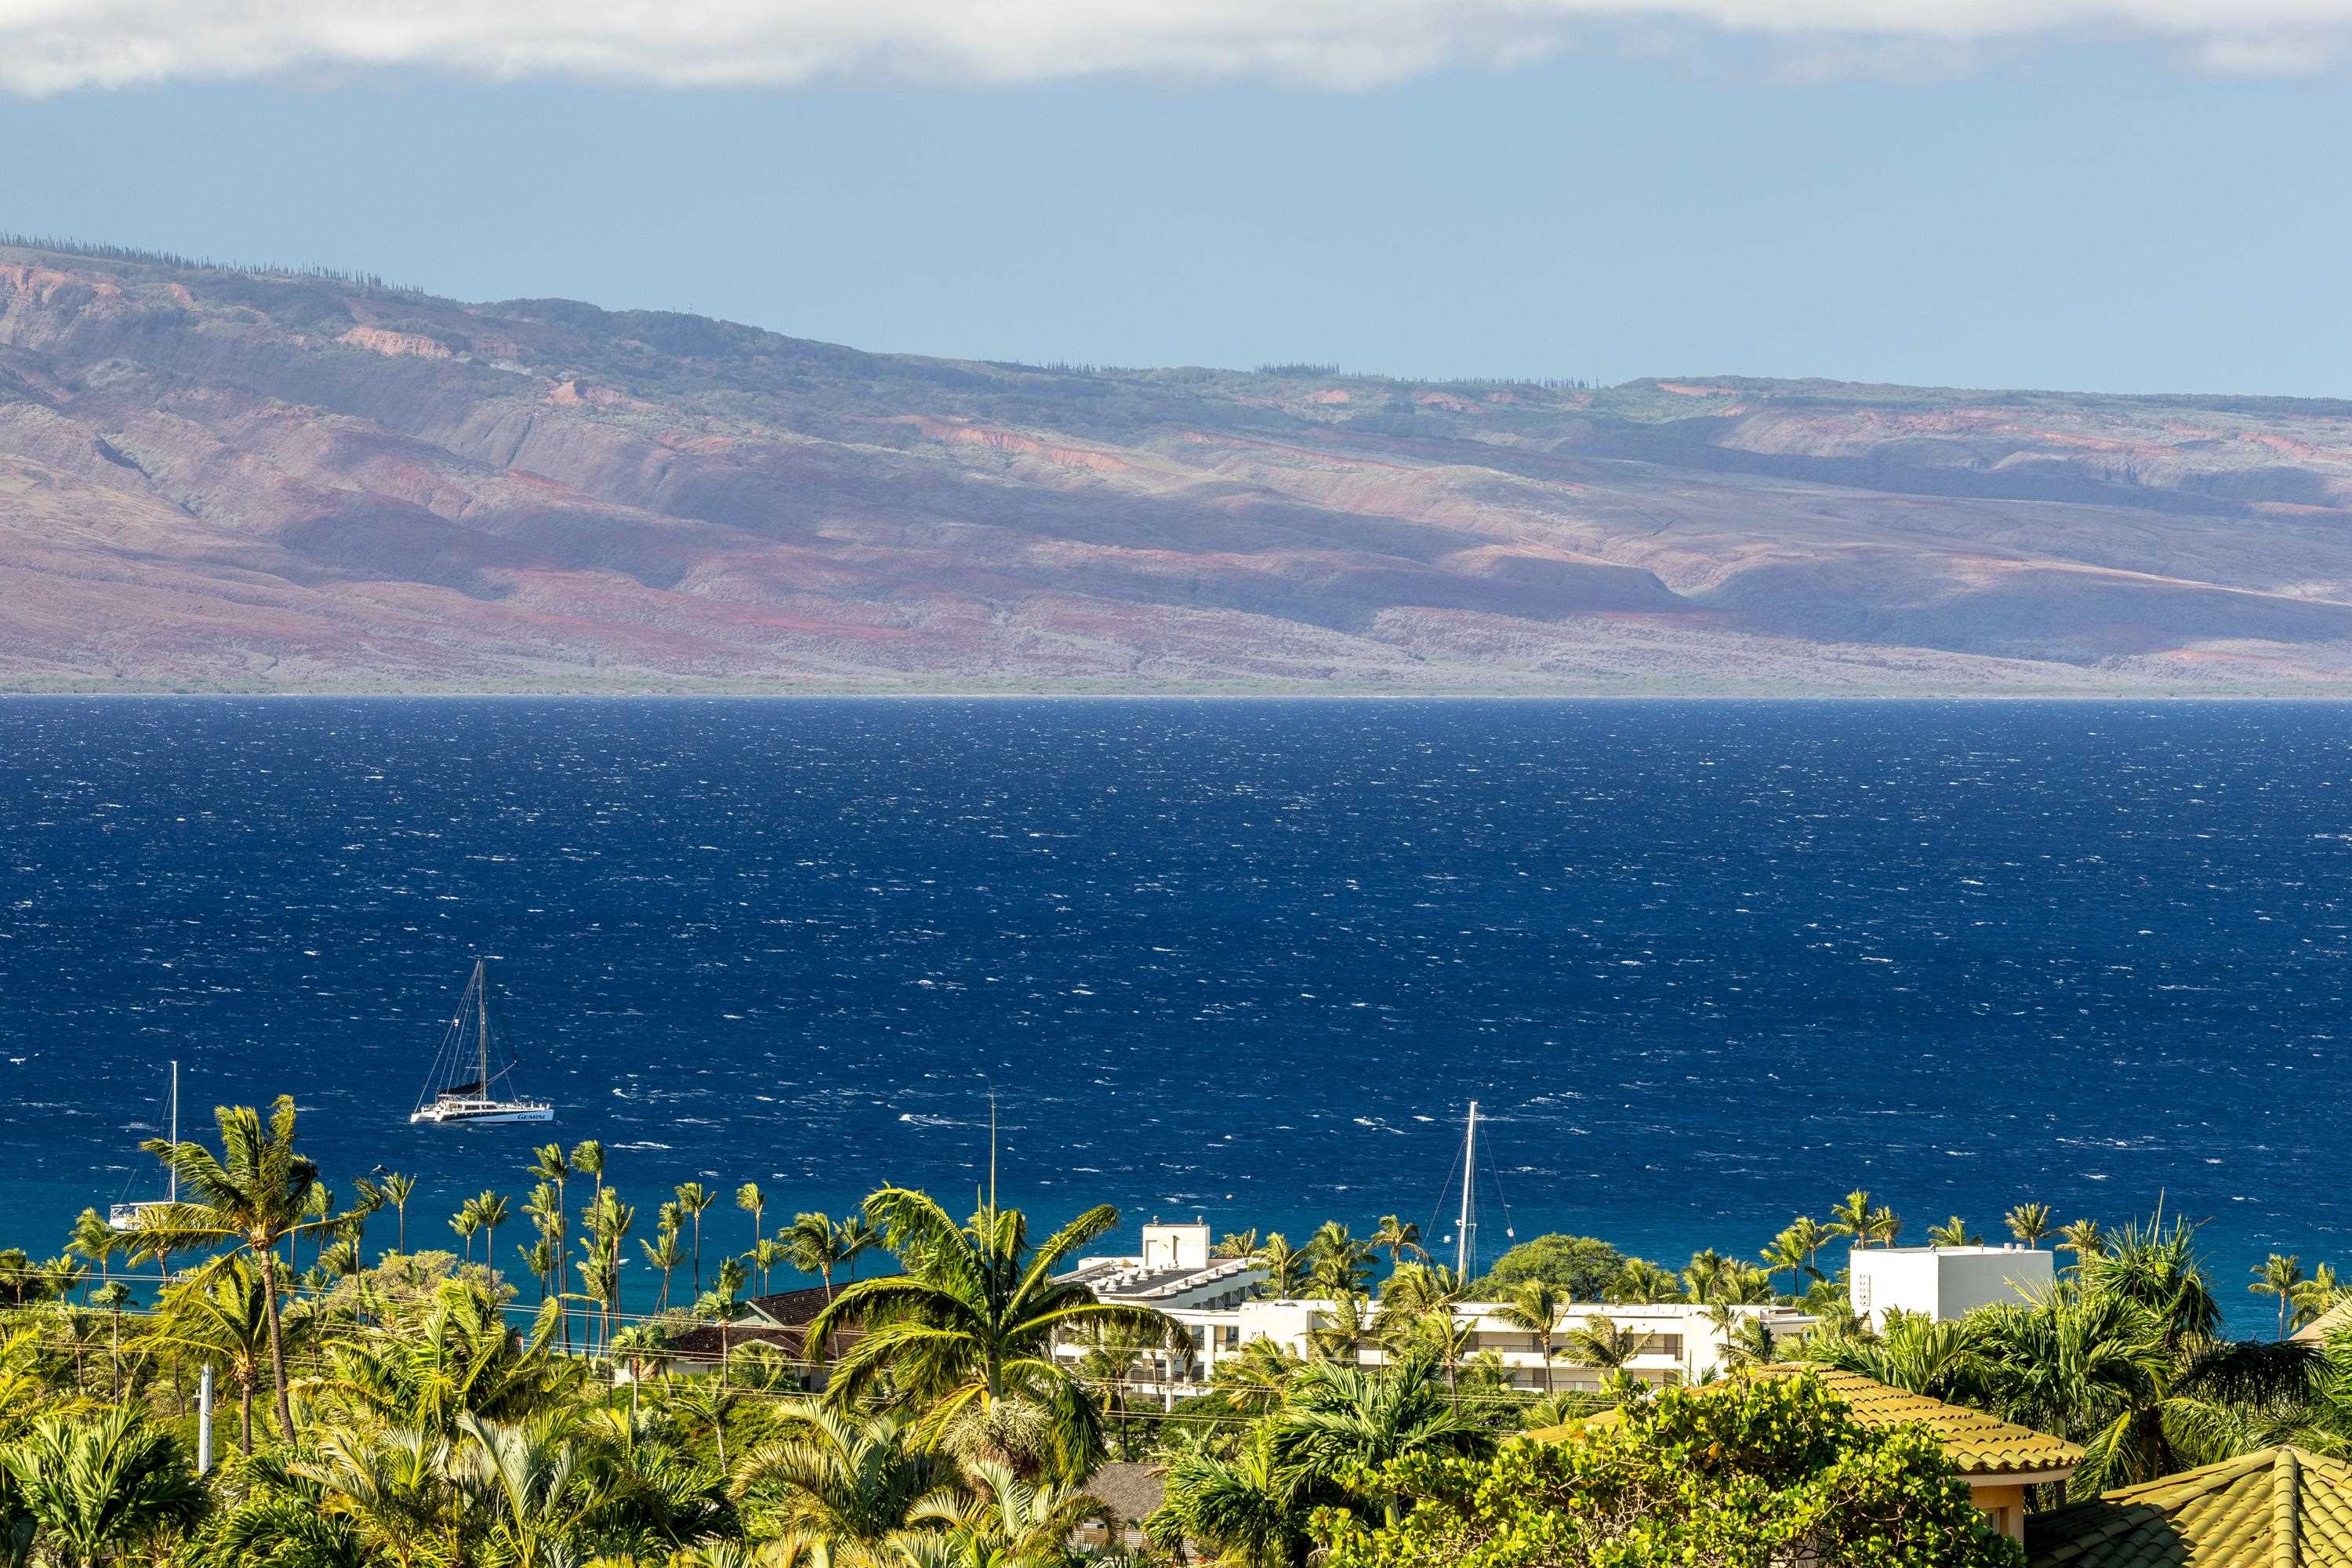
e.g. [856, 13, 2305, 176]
[409, 1103, 554, 1126]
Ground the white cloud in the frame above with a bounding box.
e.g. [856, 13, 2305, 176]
[0, 0, 2345, 94]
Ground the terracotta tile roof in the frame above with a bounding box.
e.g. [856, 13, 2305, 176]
[1531, 1364, 2083, 1479]
[2027, 1446, 2352, 1568]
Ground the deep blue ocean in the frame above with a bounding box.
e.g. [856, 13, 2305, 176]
[2, 698, 2346, 1335]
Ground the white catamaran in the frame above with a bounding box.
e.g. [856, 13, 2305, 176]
[410, 959, 553, 1125]
[109, 1058, 180, 1232]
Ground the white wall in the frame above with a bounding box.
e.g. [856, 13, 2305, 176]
[1141, 1221, 1211, 1271]
[1850, 1246, 2054, 1330]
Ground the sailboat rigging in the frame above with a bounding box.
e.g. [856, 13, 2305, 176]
[110, 1058, 179, 1232]
[1433, 1099, 1515, 1279]
[409, 959, 553, 1125]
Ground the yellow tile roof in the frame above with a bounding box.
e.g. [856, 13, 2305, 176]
[1530, 1364, 2084, 1479]
[2027, 1446, 2352, 1568]
[2295, 1301, 2352, 1345]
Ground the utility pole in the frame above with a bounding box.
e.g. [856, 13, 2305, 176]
[196, 1364, 213, 1475]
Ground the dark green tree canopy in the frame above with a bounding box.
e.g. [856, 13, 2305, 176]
[1468, 1235, 1629, 1301]
[1317, 1374, 2025, 1568]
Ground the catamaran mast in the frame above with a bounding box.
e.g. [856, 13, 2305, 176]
[167, 1060, 178, 1203]
[475, 960, 491, 1094]
[1456, 1100, 1479, 1278]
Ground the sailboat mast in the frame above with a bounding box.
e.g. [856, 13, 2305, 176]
[1456, 1100, 1479, 1278]
[475, 959, 491, 1094]
[167, 1059, 179, 1203]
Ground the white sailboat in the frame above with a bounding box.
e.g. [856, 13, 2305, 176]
[409, 959, 553, 1126]
[110, 1059, 179, 1232]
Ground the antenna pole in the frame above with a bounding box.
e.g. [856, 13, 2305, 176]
[988, 1091, 999, 1216]
[167, 1060, 179, 1204]
[1457, 1101, 1478, 1279]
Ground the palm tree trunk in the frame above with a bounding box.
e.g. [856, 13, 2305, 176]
[258, 1247, 296, 1439]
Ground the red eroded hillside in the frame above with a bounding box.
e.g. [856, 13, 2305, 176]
[2, 240, 2350, 692]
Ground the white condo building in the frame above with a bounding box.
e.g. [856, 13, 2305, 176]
[1054, 1220, 1816, 1404]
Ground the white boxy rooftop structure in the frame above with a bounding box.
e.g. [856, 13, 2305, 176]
[1849, 1244, 2055, 1330]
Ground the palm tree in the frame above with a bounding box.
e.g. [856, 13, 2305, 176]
[1370, 1215, 1426, 1269]
[474, 1190, 512, 1286]
[737, 1183, 766, 1279]
[1609, 1258, 1681, 1304]
[88, 1281, 131, 1399]
[517, 1235, 557, 1308]
[1928, 1215, 1980, 1248]
[705, 1256, 750, 1385]
[1804, 1311, 1981, 1403]
[1374, 1265, 1471, 1397]
[66, 1210, 118, 1296]
[1, 1408, 205, 1567]
[807, 1187, 1182, 1483]
[1214, 1229, 1261, 1261]
[1069, 1315, 1156, 1445]
[752, 1238, 786, 1299]
[452, 1200, 484, 1269]
[377, 1172, 417, 1257]
[297, 1425, 448, 1568]
[2252, 1254, 2307, 1341]
[641, 1226, 687, 1312]
[782, 1212, 851, 1302]
[1209, 1338, 1305, 1416]
[2058, 1218, 2108, 1273]
[135, 1094, 358, 1439]
[906, 1458, 1108, 1566]
[2090, 1217, 2222, 1353]
[1153, 1427, 1311, 1568]
[1706, 1303, 1775, 1371]
[580, 1190, 634, 1355]
[1253, 1233, 1312, 1299]
[1305, 1222, 1373, 1300]
[2006, 1202, 2053, 1249]
[663, 1374, 746, 1470]
[1493, 1279, 1569, 1394]
[1760, 1226, 1813, 1298]
[2292, 1264, 2343, 1333]
[313, 1276, 572, 1437]
[449, 1410, 603, 1568]
[1269, 1357, 1492, 1527]
[1829, 1189, 1875, 1253]
[1305, 1291, 1376, 1367]
[1868, 1204, 1904, 1249]
[571, 1140, 607, 1205]
[1679, 1249, 1735, 1304]
[299, 1184, 335, 1275]
[728, 1406, 949, 1566]
[837, 1216, 884, 1283]
[528, 1145, 571, 1341]
[675, 1183, 716, 1298]
[1976, 1231, 2317, 1497]
[1785, 1216, 1831, 1281]
[1561, 1313, 1651, 1378]
[151, 1256, 284, 1453]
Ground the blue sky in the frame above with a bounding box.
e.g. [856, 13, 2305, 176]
[5, 30, 2350, 394]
